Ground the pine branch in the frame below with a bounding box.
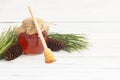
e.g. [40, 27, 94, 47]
[48, 32, 88, 53]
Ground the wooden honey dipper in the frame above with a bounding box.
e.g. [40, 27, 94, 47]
[28, 6, 55, 63]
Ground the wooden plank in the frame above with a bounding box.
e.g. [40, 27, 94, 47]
[0, 56, 120, 80]
[0, 0, 120, 21]
[0, 22, 120, 56]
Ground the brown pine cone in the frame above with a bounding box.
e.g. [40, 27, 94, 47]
[47, 38, 65, 51]
[4, 43, 22, 61]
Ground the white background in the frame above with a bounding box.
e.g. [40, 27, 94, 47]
[0, 0, 120, 80]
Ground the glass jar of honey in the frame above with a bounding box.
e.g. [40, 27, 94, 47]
[18, 31, 48, 55]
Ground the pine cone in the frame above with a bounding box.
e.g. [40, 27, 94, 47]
[47, 38, 65, 51]
[4, 43, 22, 61]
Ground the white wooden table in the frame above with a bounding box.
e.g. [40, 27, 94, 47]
[0, 0, 120, 80]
